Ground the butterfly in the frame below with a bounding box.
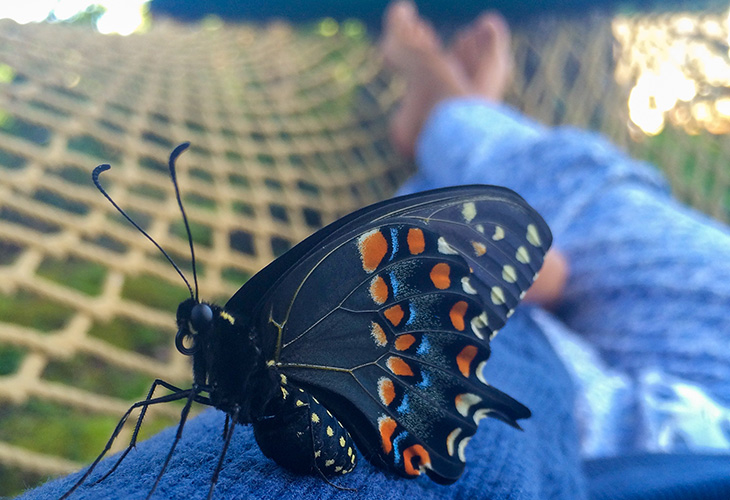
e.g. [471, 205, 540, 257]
[62, 143, 551, 499]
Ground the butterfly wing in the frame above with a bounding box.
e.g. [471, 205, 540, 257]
[226, 185, 551, 484]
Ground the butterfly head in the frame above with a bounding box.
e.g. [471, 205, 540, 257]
[174, 297, 278, 419]
[174, 298, 240, 387]
[93, 143, 279, 421]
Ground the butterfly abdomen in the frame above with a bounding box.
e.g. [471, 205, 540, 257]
[253, 378, 357, 478]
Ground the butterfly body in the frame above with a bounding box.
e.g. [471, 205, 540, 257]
[67, 145, 551, 499]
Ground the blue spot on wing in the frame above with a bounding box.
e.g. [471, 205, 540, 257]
[405, 303, 417, 326]
[417, 371, 431, 388]
[389, 271, 400, 297]
[392, 432, 409, 465]
[397, 393, 410, 415]
[389, 227, 399, 261]
[417, 336, 431, 355]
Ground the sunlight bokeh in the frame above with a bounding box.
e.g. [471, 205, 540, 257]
[614, 8, 730, 136]
[0, 0, 150, 35]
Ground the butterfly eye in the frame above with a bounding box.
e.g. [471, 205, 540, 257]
[175, 303, 213, 356]
[191, 303, 213, 333]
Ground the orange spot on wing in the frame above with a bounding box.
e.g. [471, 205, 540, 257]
[369, 275, 389, 304]
[378, 416, 397, 454]
[387, 356, 414, 376]
[407, 228, 425, 255]
[384, 304, 405, 326]
[370, 322, 387, 347]
[378, 378, 396, 406]
[358, 230, 388, 272]
[394, 334, 416, 351]
[403, 444, 431, 476]
[456, 345, 478, 377]
[450, 301, 468, 331]
[430, 262, 451, 290]
[472, 241, 487, 256]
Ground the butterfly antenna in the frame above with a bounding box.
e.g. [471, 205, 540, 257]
[92, 164, 195, 300]
[167, 142, 200, 302]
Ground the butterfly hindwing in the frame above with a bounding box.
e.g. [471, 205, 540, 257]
[226, 185, 551, 483]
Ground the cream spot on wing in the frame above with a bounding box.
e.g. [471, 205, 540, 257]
[295, 399, 306, 407]
[455, 393, 482, 417]
[491, 286, 506, 305]
[476, 360, 488, 385]
[493, 226, 505, 241]
[461, 277, 477, 295]
[325, 459, 335, 467]
[502, 265, 517, 283]
[520, 290, 527, 299]
[327, 426, 334, 437]
[446, 428, 462, 456]
[470, 312, 488, 339]
[340, 436, 346, 447]
[311, 413, 320, 423]
[475, 224, 485, 234]
[457, 437, 471, 462]
[507, 308, 515, 318]
[516, 246, 530, 264]
[438, 237, 459, 255]
[526, 224, 542, 247]
[280, 386, 289, 399]
[474, 408, 492, 424]
[462, 202, 477, 222]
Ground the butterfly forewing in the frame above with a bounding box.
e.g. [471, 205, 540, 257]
[226, 185, 551, 483]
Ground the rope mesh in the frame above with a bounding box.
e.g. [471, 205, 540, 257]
[0, 10, 728, 496]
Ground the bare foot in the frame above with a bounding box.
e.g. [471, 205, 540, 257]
[381, 1, 467, 158]
[448, 12, 568, 307]
[450, 12, 513, 101]
[382, 4, 568, 307]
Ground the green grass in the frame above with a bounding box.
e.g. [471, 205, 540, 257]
[169, 219, 213, 247]
[0, 465, 47, 499]
[222, 267, 252, 286]
[0, 345, 25, 375]
[88, 317, 171, 359]
[640, 127, 730, 219]
[36, 256, 107, 296]
[43, 353, 158, 400]
[0, 398, 178, 465]
[0, 289, 75, 332]
[121, 274, 190, 311]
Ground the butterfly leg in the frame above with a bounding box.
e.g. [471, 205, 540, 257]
[205, 405, 239, 500]
[253, 383, 357, 479]
[59, 382, 202, 499]
[92, 379, 209, 486]
[145, 386, 201, 499]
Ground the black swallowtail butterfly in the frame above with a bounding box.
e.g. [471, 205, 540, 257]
[61, 143, 551, 499]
